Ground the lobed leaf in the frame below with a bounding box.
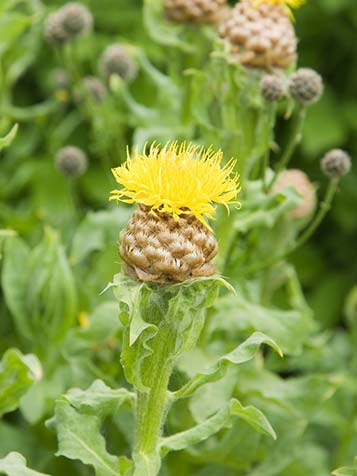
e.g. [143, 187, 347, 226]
[54, 397, 120, 476]
[160, 398, 276, 456]
[0, 452, 50, 476]
[174, 332, 282, 399]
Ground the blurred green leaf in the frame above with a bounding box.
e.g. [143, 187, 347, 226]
[0, 348, 41, 417]
[0, 452, 50, 476]
[0, 125, 18, 152]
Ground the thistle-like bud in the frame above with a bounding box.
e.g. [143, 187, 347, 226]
[60, 2, 93, 37]
[52, 69, 70, 90]
[120, 207, 218, 283]
[99, 44, 138, 82]
[320, 149, 352, 179]
[219, 0, 297, 69]
[164, 0, 228, 24]
[288, 68, 323, 105]
[261, 74, 286, 102]
[45, 12, 69, 46]
[82, 76, 107, 102]
[273, 169, 316, 219]
[55, 146, 88, 177]
[110, 142, 240, 283]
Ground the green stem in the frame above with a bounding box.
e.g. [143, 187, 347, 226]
[293, 178, 338, 249]
[267, 106, 306, 191]
[134, 321, 175, 456]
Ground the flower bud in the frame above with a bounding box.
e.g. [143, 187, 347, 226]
[82, 76, 107, 102]
[51, 69, 70, 90]
[288, 68, 323, 105]
[273, 169, 316, 219]
[99, 44, 138, 82]
[320, 149, 351, 179]
[55, 146, 88, 177]
[60, 2, 93, 37]
[164, 0, 228, 24]
[45, 12, 69, 46]
[261, 74, 286, 102]
[219, 0, 297, 69]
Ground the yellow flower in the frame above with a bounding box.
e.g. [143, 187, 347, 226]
[254, 0, 304, 7]
[253, 0, 305, 18]
[110, 142, 240, 228]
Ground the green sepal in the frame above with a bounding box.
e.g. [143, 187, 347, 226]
[111, 274, 230, 392]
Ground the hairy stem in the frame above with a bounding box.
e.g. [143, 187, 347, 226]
[134, 320, 175, 457]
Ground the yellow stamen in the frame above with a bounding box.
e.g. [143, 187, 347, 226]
[110, 142, 241, 229]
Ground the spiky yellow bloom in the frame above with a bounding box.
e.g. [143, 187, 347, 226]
[110, 142, 240, 228]
[254, 0, 304, 17]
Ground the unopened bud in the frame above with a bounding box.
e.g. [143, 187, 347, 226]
[55, 146, 88, 177]
[60, 2, 93, 37]
[273, 169, 316, 219]
[45, 12, 69, 46]
[261, 74, 286, 102]
[82, 76, 107, 102]
[288, 68, 323, 105]
[99, 44, 138, 82]
[321, 149, 352, 179]
[164, 0, 228, 24]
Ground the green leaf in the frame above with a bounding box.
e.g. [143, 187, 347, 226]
[0, 452, 50, 476]
[0, 349, 41, 417]
[2, 229, 77, 344]
[332, 458, 357, 476]
[70, 208, 131, 265]
[64, 379, 135, 416]
[160, 398, 276, 455]
[54, 397, 120, 476]
[143, 0, 194, 53]
[0, 124, 18, 152]
[52, 380, 134, 476]
[174, 332, 282, 399]
[0, 12, 31, 55]
[212, 293, 312, 355]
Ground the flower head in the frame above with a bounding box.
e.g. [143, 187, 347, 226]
[321, 149, 352, 179]
[289, 68, 323, 105]
[110, 142, 240, 228]
[55, 145, 88, 177]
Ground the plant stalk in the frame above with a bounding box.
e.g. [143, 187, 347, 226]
[134, 321, 175, 456]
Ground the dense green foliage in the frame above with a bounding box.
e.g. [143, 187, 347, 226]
[0, 0, 356, 475]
